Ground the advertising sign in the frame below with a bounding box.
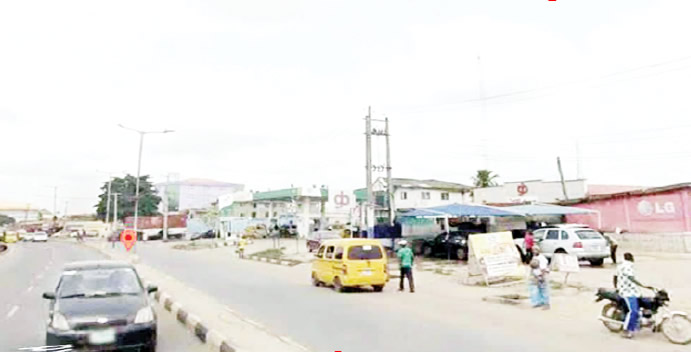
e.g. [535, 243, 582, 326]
[467, 232, 523, 284]
[551, 253, 580, 273]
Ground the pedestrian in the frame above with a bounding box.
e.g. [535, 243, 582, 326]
[529, 246, 550, 309]
[603, 232, 618, 264]
[615, 253, 651, 339]
[396, 240, 415, 293]
[237, 236, 247, 259]
[523, 230, 535, 264]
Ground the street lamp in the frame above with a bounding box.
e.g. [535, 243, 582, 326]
[118, 124, 174, 241]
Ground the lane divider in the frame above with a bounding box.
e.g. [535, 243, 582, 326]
[245, 255, 302, 267]
[6, 305, 19, 319]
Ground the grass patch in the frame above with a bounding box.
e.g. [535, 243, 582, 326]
[250, 248, 284, 259]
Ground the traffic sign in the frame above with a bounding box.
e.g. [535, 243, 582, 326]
[120, 229, 137, 251]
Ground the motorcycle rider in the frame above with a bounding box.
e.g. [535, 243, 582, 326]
[614, 252, 651, 339]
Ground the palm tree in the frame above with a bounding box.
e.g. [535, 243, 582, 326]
[472, 170, 499, 188]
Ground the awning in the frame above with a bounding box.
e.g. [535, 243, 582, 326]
[505, 203, 597, 216]
[401, 203, 524, 218]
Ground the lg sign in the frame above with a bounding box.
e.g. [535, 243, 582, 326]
[637, 200, 675, 216]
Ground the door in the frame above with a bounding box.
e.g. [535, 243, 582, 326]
[540, 229, 560, 255]
[314, 245, 327, 281]
[322, 245, 336, 284]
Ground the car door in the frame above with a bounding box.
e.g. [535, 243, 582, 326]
[322, 245, 336, 284]
[314, 245, 326, 281]
[540, 229, 560, 256]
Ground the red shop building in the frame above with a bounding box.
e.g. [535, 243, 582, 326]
[562, 183, 691, 234]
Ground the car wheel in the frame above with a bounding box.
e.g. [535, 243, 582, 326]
[589, 258, 604, 267]
[456, 248, 467, 260]
[423, 245, 433, 257]
[373, 285, 384, 292]
[333, 277, 345, 293]
[311, 273, 321, 287]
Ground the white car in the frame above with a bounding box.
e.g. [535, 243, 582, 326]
[533, 226, 609, 266]
[32, 231, 49, 242]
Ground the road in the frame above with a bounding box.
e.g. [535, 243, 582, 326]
[129, 241, 545, 352]
[0, 240, 207, 352]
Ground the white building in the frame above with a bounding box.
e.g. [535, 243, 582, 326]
[472, 179, 588, 204]
[0, 202, 53, 222]
[157, 178, 244, 211]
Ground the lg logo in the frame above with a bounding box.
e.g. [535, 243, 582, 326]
[637, 200, 675, 216]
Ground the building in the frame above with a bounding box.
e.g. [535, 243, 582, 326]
[562, 183, 691, 253]
[355, 178, 473, 222]
[157, 178, 244, 211]
[0, 202, 53, 222]
[472, 179, 642, 205]
[218, 186, 354, 237]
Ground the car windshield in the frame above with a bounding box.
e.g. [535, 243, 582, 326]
[347, 245, 383, 260]
[58, 268, 142, 298]
[575, 230, 603, 240]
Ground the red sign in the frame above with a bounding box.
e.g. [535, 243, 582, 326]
[517, 183, 528, 196]
[120, 229, 137, 251]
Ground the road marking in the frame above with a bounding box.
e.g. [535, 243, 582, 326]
[6, 305, 19, 318]
[27, 285, 34, 292]
[35, 273, 44, 280]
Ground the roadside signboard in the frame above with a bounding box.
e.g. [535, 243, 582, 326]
[467, 231, 523, 285]
[551, 253, 580, 273]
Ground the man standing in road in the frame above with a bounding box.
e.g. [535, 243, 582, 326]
[615, 253, 649, 339]
[603, 232, 618, 264]
[397, 240, 415, 293]
[530, 246, 550, 309]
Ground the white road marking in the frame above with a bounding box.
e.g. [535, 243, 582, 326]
[27, 285, 34, 292]
[35, 273, 44, 280]
[6, 305, 19, 318]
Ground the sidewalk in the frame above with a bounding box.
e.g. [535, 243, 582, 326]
[83, 240, 311, 352]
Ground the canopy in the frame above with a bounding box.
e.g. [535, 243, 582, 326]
[401, 203, 523, 218]
[505, 203, 596, 216]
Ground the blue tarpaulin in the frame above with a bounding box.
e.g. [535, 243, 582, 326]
[401, 203, 523, 218]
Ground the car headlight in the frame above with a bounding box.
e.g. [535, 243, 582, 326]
[51, 312, 70, 331]
[134, 306, 154, 324]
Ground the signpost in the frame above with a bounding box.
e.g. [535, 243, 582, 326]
[467, 232, 523, 286]
[550, 253, 580, 285]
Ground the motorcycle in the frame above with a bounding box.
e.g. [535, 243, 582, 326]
[595, 287, 691, 344]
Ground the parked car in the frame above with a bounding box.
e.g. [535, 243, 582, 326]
[23, 233, 35, 242]
[33, 231, 49, 242]
[2, 231, 19, 243]
[311, 238, 389, 292]
[533, 226, 610, 266]
[420, 231, 470, 260]
[190, 230, 215, 241]
[306, 231, 342, 252]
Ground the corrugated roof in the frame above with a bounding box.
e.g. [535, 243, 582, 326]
[560, 182, 691, 205]
[390, 178, 472, 190]
[587, 184, 644, 196]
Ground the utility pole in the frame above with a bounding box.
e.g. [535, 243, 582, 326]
[557, 157, 569, 200]
[105, 177, 112, 227]
[63, 201, 69, 219]
[365, 106, 373, 238]
[53, 187, 57, 218]
[112, 193, 119, 225]
[163, 174, 169, 241]
[385, 117, 394, 226]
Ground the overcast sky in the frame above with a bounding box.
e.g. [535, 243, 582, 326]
[2, 0, 691, 214]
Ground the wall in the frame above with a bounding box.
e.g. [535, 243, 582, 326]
[473, 179, 587, 204]
[394, 188, 470, 209]
[567, 189, 690, 233]
[178, 184, 243, 210]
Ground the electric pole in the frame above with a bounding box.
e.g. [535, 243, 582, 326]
[105, 177, 112, 226]
[385, 117, 393, 226]
[557, 157, 569, 200]
[163, 174, 169, 241]
[365, 106, 373, 238]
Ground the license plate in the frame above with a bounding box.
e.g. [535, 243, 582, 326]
[361, 270, 372, 276]
[89, 328, 116, 345]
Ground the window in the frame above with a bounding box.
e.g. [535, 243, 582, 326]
[576, 230, 603, 240]
[546, 230, 559, 240]
[334, 246, 344, 260]
[533, 229, 546, 240]
[347, 245, 384, 260]
[400, 192, 408, 200]
[441, 192, 449, 200]
[561, 231, 569, 240]
[421, 192, 431, 200]
[251, 212, 256, 218]
[316, 246, 326, 258]
[265, 212, 269, 218]
[325, 246, 335, 259]
[273, 212, 278, 217]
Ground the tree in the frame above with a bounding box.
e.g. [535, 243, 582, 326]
[94, 174, 162, 221]
[472, 170, 499, 188]
[0, 214, 16, 226]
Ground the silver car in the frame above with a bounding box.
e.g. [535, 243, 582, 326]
[534, 225, 610, 266]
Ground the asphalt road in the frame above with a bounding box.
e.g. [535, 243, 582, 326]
[0, 240, 207, 352]
[129, 241, 547, 352]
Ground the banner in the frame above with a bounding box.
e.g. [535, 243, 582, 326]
[467, 232, 523, 282]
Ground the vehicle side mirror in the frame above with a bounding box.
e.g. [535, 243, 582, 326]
[147, 285, 158, 293]
[43, 292, 56, 300]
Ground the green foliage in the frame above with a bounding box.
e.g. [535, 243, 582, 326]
[0, 214, 16, 226]
[472, 170, 499, 188]
[94, 174, 161, 221]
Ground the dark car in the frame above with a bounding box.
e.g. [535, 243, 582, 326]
[421, 231, 470, 260]
[43, 261, 158, 351]
[190, 229, 215, 241]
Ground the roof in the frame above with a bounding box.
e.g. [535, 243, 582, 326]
[63, 260, 134, 271]
[391, 178, 472, 190]
[587, 185, 643, 196]
[166, 178, 243, 188]
[505, 203, 597, 216]
[561, 182, 691, 205]
[401, 203, 524, 218]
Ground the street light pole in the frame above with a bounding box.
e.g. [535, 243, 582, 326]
[118, 124, 174, 241]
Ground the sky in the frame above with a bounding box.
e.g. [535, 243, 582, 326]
[2, 0, 691, 215]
